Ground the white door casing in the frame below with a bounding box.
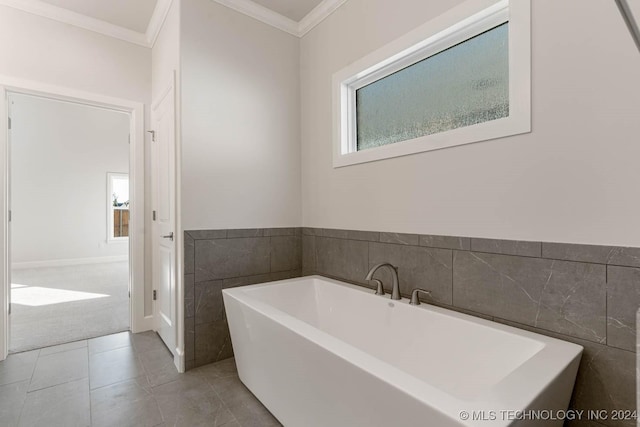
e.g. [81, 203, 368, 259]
[0, 77, 148, 361]
[151, 79, 177, 356]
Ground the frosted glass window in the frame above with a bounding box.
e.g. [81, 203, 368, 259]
[356, 23, 509, 151]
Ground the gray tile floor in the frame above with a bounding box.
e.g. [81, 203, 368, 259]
[0, 331, 281, 427]
[10, 262, 130, 352]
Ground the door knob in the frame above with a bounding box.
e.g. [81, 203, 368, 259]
[162, 232, 174, 241]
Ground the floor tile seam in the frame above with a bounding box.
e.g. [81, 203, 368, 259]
[27, 374, 89, 394]
[206, 377, 241, 426]
[89, 370, 159, 397]
[88, 342, 132, 356]
[0, 376, 34, 388]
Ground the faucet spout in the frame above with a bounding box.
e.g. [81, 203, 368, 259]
[365, 263, 401, 300]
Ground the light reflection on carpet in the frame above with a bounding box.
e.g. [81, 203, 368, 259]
[11, 283, 109, 307]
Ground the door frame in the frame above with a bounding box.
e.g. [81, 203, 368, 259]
[0, 75, 150, 360]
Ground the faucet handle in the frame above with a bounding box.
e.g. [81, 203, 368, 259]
[410, 288, 431, 305]
[371, 279, 385, 296]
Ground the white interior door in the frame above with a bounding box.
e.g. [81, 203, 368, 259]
[151, 81, 176, 355]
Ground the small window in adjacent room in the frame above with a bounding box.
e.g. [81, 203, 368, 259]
[332, 0, 531, 167]
[107, 173, 129, 241]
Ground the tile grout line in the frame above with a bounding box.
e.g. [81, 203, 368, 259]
[207, 375, 241, 426]
[605, 263, 609, 348]
[15, 347, 40, 426]
[87, 343, 93, 427]
[451, 250, 454, 305]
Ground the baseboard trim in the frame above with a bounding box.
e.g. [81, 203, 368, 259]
[12, 255, 128, 270]
[174, 349, 185, 373]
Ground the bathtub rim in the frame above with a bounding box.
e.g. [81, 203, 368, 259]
[223, 274, 583, 427]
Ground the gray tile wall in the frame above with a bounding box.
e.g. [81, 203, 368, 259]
[184, 226, 638, 424]
[302, 228, 638, 426]
[184, 228, 302, 370]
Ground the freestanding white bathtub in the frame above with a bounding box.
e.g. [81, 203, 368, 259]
[223, 276, 583, 427]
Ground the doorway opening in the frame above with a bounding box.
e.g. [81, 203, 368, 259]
[8, 93, 131, 352]
[0, 79, 148, 360]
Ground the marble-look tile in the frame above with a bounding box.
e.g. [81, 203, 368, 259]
[607, 247, 640, 268]
[39, 340, 87, 357]
[270, 236, 301, 272]
[453, 251, 606, 343]
[185, 360, 197, 371]
[542, 242, 640, 267]
[138, 347, 181, 388]
[302, 235, 316, 275]
[185, 274, 195, 318]
[227, 229, 264, 238]
[187, 230, 228, 240]
[28, 347, 88, 392]
[302, 227, 323, 236]
[269, 270, 301, 282]
[321, 228, 349, 239]
[88, 332, 132, 355]
[195, 280, 225, 325]
[130, 331, 167, 355]
[419, 234, 471, 250]
[195, 320, 233, 367]
[195, 238, 271, 282]
[345, 230, 379, 242]
[565, 420, 609, 427]
[192, 357, 237, 382]
[606, 266, 639, 351]
[153, 375, 235, 427]
[263, 228, 297, 237]
[210, 375, 281, 427]
[314, 237, 369, 284]
[89, 346, 143, 390]
[495, 319, 635, 427]
[222, 274, 272, 288]
[185, 232, 195, 275]
[185, 317, 196, 362]
[0, 350, 39, 387]
[90, 377, 162, 427]
[569, 343, 636, 427]
[0, 380, 28, 427]
[368, 242, 452, 304]
[428, 301, 494, 321]
[379, 232, 420, 246]
[471, 238, 541, 257]
[20, 378, 90, 427]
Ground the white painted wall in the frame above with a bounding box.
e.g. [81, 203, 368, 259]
[180, 0, 301, 230]
[0, 5, 153, 310]
[300, 0, 640, 247]
[152, 0, 179, 101]
[10, 94, 129, 264]
[0, 5, 150, 106]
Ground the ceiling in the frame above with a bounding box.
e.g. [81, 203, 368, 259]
[0, 0, 347, 43]
[39, 0, 158, 33]
[251, 0, 323, 22]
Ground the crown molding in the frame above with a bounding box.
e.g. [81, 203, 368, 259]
[146, 0, 173, 47]
[212, 0, 348, 37]
[0, 0, 152, 47]
[298, 0, 348, 36]
[211, 0, 299, 36]
[0, 0, 348, 45]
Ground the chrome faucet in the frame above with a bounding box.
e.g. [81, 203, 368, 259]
[365, 263, 401, 300]
[410, 288, 431, 305]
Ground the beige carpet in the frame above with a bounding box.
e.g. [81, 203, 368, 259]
[9, 261, 129, 353]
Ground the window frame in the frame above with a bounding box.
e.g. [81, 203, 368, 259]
[107, 172, 129, 243]
[332, 0, 531, 168]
